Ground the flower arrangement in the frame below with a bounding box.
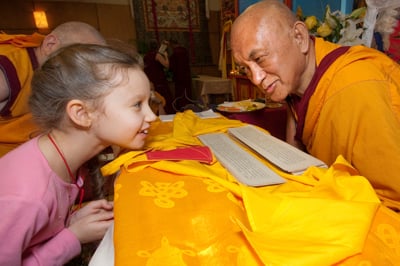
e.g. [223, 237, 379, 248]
[297, 5, 367, 45]
[374, 8, 400, 51]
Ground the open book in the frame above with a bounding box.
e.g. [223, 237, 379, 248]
[228, 125, 327, 174]
[198, 132, 286, 187]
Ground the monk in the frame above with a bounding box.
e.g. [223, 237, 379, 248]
[0, 21, 106, 157]
[230, 0, 400, 209]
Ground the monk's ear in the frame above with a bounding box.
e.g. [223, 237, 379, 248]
[293, 21, 310, 53]
[66, 100, 93, 129]
[41, 34, 61, 57]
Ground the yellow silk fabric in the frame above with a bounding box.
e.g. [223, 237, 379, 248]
[0, 32, 44, 47]
[0, 33, 44, 156]
[103, 111, 400, 265]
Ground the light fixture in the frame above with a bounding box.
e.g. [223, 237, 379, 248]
[33, 10, 48, 29]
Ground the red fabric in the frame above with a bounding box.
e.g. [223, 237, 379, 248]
[219, 105, 287, 141]
[146, 146, 213, 164]
[387, 20, 400, 62]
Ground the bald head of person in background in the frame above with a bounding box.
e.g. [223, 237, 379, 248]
[0, 21, 106, 156]
[34, 21, 106, 66]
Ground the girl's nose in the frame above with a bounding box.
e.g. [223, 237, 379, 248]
[146, 105, 158, 122]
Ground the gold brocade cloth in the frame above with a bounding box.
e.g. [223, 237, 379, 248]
[102, 111, 400, 265]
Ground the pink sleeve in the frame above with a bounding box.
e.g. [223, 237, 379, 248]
[0, 197, 81, 265]
[24, 228, 81, 266]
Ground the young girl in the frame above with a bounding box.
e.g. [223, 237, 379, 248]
[0, 43, 157, 265]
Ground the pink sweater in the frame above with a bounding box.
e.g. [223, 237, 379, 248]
[0, 137, 81, 265]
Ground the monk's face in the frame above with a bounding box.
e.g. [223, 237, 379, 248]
[231, 12, 310, 101]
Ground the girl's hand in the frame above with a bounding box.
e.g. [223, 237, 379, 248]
[68, 199, 114, 244]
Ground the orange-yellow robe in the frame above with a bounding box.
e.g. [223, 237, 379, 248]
[0, 33, 44, 156]
[303, 37, 400, 209]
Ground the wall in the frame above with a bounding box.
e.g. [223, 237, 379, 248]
[292, 0, 354, 19]
[0, 0, 221, 76]
[0, 0, 136, 45]
[132, 1, 215, 66]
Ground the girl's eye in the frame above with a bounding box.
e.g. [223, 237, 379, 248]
[133, 101, 142, 109]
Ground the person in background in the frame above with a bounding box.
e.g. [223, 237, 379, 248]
[230, 0, 400, 209]
[0, 43, 157, 265]
[143, 40, 174, 114]
[169, 39, 193, 111]
[149, 82, 167, 115]
[0, 21, 106, 157]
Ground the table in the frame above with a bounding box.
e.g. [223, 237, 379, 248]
[91, 112, 400, 266]
[192, 75, 233, 105]
[218, 103, 287, 141]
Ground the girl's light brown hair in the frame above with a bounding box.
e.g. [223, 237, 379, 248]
[29, 43, 142, 132]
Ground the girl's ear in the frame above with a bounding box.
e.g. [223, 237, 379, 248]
[66, 100, 92, 128]
[293, 21, 310, 54]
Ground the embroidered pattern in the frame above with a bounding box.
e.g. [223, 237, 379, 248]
[139, 180, 188, 208]
[203, 178, 226, 193]
[137, 236, 196, 265]
[377, 223, 400, 254]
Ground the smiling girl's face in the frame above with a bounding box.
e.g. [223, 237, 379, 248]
[91, 67, 157, 150]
